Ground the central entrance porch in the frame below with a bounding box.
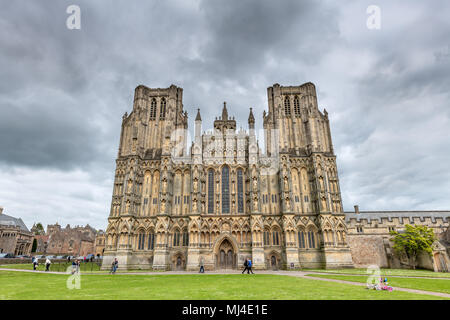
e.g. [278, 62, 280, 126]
[215, 238, 236, 269]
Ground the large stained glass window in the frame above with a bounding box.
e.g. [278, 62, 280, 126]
[208, 169, 214, 213]
[222, 166, 230, 213]
[237, 169, 244, 213]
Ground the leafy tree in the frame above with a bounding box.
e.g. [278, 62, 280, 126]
[390, 224, 436, 269]
[33, 222, 45, 235]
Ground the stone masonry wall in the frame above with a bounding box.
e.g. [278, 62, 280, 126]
[347, 234, 388, 268]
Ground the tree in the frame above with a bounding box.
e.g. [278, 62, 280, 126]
[33, 223, 45, 235]
[390, 224, 436, 269]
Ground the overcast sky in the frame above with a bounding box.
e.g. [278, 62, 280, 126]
[1, 0, 449, 231]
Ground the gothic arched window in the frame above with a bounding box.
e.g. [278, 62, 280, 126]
[147, 231, 155, 250]
[182, 229, 189, 246]
[298, 230, 306, 248]
[222, 166, 230, 213]
[160, 98, 166, 119]
[308, 231, 316, 248]
[284, 96, 291, 116]
[208, 169, 214, 213]
[173, 230, 181, 247]
[237, 169, 244, 213]
[294, 96, 300, 116]
[264, 229, 270, 246]
[150, 98, 157, 119]
[138, 231, 146, 250]
[272, 230, 280, 246]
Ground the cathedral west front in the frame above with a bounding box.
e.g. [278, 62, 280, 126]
[103, 82, 355, 270]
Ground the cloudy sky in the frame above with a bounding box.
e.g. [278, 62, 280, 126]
[1, 0, 449, 231]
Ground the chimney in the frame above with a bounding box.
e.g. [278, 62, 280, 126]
[354, 205, 360, 214]
[0, 206, 3, 215]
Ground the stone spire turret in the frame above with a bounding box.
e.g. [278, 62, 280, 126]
[248, 107, 255, 129]
[195, 108, 202, 121]
[221, 102, 228, 120]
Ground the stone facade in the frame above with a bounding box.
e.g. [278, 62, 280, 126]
[103, 82, 354, 270]
[43, 223, 97, 256]
[94, 230, 106, 257]
[345, 207, 450, 272]
[0, 207, 34, 255]
[33, 235, 49, 253]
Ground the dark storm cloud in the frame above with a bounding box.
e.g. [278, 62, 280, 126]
[0, 0, 449, 229]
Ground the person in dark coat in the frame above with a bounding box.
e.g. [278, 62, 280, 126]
[247, 259, 254, 274]
[242, 259, 249, 274]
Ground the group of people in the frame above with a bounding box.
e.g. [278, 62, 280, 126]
[197, 257, 255, 274]
[367, 277, 394, 291]
[242, 258, 254, 274]
[71, 259, 81, 274]
[31, 257, 52, 272]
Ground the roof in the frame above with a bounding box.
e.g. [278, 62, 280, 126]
[0, 213, 30, 232]
[345, 210, 450, 224]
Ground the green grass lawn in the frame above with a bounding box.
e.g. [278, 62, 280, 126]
[306, 274, 450, 294]
[304, 268, 450, 278]
[0, 271, 448, 300]
[0, 263, 102, 272]
[0, 263, 163, 273]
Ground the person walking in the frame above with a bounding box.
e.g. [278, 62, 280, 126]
[75, 259, 80, 273]
[32, 256, 38, 271]
[110, 258, 118, 274]
[242, 258, 249, 274]
[247, 259, 254, 274]
[45, 257, 51, 272]
[199, 257, 205, 273]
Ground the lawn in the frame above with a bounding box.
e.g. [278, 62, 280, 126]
[0, 271, 448, 300]
[0, 263, 163, 273]
[304, 268, 450, 278]
[306, 274, 450, 294]
[0, 262, 102, 272]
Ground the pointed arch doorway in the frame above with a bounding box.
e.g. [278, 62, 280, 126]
[216, 238, 236, 269]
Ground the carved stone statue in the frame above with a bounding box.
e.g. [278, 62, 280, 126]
[284, 176, 289, 191]
[193, 178, 198, 192]
[285, 197, 291, 211]
[253, 197, 258, 211]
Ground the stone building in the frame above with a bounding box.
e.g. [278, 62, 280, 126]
[345, 206, 450, 272]
[103, 82, 354, 270]
[33, 235, 49, 253]
[94, 230, 106, 257]
[44, 223, 97, 256]
[0, 206, 33, 255]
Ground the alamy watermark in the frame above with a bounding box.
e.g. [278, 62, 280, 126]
[366, 5, 381, 30]
[66, 265, 81, 290]
[66, 5, 81, 30]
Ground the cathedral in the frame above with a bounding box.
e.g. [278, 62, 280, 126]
[102, 82, 355, 270]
